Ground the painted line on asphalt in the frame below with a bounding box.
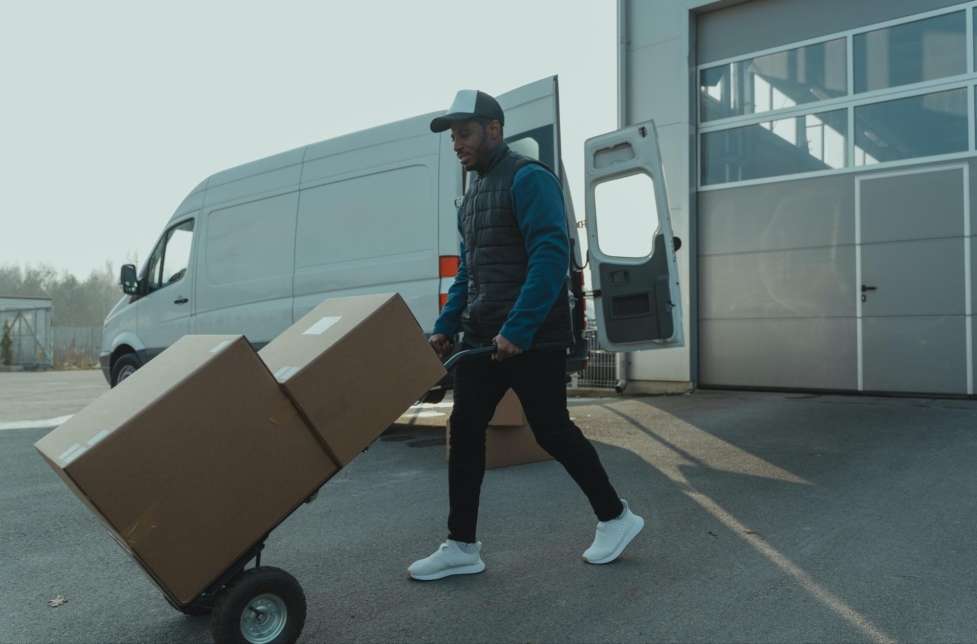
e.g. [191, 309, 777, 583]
[0, 415, 73, 432]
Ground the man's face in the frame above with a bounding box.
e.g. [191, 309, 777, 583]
[450, 120, 499, 172]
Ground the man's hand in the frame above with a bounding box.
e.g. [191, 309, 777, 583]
[492, 334, 523, 361]
[429, 333, 453, 359]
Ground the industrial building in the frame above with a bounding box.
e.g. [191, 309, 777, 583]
[620, 0, 976, 396]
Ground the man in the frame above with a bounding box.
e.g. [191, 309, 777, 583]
[408, 90, 644, 581]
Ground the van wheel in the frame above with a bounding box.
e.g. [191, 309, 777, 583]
[111, 353, 141, 387]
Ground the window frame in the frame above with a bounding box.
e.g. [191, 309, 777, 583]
[697, 1, 977, 190]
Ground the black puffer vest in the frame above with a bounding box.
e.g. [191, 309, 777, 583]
[459, 144, 571, 347]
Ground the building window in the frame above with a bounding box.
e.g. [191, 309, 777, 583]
[853, 11, 966, 94]
[701, 110, 847, 185]
[854, 88, 968, 165]
[698, 6, 977, 188]
[700, 38, 847, 122]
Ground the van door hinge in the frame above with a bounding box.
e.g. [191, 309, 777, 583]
[575, 219, 587, 229]
[583, 290, 602, 298]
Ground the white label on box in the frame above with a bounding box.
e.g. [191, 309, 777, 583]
[302, 316, 341, 336]
[87, 429, 110, 447]
[59, 444, 87, 466]
[274, 366, 299, 383]
[210, 339, 234, 353]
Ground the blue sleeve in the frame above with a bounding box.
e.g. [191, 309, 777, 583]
[499, 164, 569, 350]
[432, 225, 468, 337]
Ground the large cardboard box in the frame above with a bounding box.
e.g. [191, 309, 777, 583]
[35, 335, 336, 606]
[260, 293, 446, 465]
[489, 389, 527, 426]
[444, 390, 553, 469]
[446, 422, 553, 469]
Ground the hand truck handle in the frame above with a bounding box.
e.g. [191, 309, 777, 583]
[440, 342, 568, 372]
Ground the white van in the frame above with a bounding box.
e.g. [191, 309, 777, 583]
[100, 76, 684, 387]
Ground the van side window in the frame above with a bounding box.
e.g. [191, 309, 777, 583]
[160, 220, 194, 286]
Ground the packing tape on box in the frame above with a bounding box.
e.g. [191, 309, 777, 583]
[59, 444, 88, 466]
[210, 339, 234, 353]
[87, 429, 110, 447]
[274, 366, 299, 383]
[302, 316, 341, 336]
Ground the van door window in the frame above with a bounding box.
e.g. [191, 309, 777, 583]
[505, 125, 556, 171]
[144, 220, 194, 293]
[144, 239, 165, 292]
[160, 220, 194, 286]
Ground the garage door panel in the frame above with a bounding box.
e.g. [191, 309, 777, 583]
[862, 316, 968, 394]
[860, 238, 965, 317]
[700, 246, 855, 319]
[860, 169, 964, 243]
[699, 174, 853, 256]
[700, 318, 857, 389]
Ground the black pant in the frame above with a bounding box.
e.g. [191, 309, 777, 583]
[447, 347, 624, 543]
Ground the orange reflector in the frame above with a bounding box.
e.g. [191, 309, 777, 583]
[439, 293, 449, 309]
[439, 255, 460, 277]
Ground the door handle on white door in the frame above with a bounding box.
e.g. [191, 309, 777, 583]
[174, 297, 189, 305]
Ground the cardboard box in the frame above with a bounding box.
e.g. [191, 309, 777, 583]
[489, 389, 527, 426]
[446, 422, 553, 469]
[35, 335, 336, 606]
[447, 389, 553, 469]
[259, 293, 446, 465]
[394, 389, 526, 428]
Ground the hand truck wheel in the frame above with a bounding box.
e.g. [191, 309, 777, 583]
[210, 566, 306, 644]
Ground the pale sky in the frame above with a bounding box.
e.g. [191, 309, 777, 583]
[1, 0, 619, 280]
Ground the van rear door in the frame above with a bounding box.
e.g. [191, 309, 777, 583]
[583, 121, 684, 352]
[497, 76, 562, 176]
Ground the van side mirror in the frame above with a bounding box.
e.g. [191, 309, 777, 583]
[120, 264, 140, 295]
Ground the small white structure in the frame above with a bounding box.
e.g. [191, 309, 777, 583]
[0, 296, 53, 368]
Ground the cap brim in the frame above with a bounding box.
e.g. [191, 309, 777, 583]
[430, 112, 478, 132]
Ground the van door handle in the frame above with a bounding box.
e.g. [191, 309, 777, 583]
[861, 285, 877, 292]
[174, 297, 189, 305]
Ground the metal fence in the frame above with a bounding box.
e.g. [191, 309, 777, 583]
[571, 328, 617, 390]
[52, 326, 101, 369]
[0, 307, 53, 368]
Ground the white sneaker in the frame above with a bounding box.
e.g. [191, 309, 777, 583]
[583, 500, 644, 565]
[408, 540, 486, 581]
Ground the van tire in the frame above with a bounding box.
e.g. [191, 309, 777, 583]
[111, 353, 141, 387]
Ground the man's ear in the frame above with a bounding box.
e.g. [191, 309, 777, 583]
[487, 120, 503, 143]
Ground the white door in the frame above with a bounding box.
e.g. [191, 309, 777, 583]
[856, 165, 973, 395]
[136, 218, 196, 357]
[583, 121, 684, 352]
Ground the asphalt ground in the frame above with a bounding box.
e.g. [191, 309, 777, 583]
[2, 371, 977, 643]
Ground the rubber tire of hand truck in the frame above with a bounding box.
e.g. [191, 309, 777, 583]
[210, 567, 306, 644]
